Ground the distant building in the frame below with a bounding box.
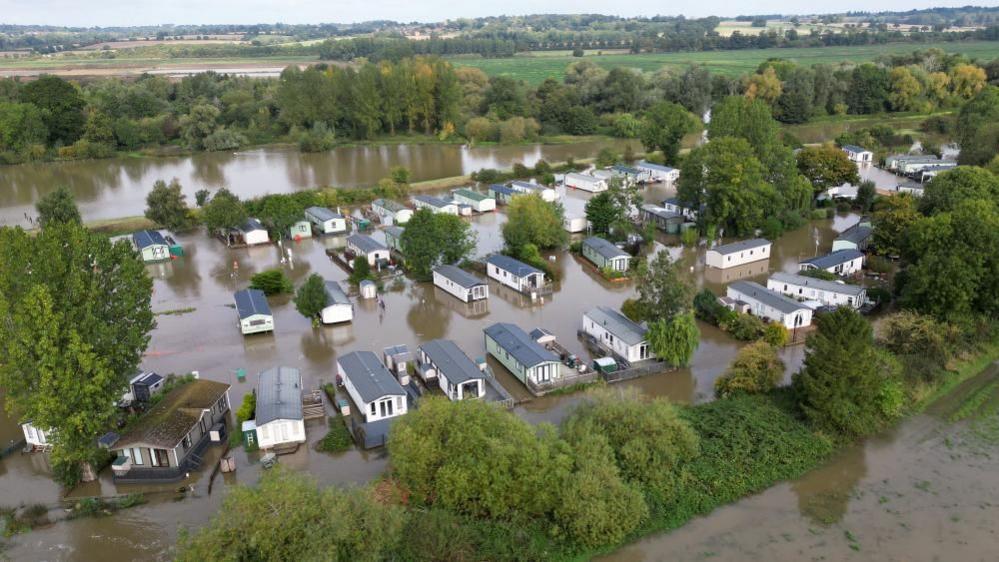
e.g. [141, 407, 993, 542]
[132, 230, 170, 262]
[371, 199, 413, 225]
[581, 237, 630, 272]
[636, 161, 679, 183]
[564, 172, 608, 193]
[767, 272, 867, 310]
[412, 195, 459, 215]
[433, 265, 489, 303]
[841, 144, 873, 163]
[582, 306, 652, 363]
[726, 281, 813, 330]
[799, 249, 864, 276]
[322, 281, 353, 324]
[705, 238, 772, 270]
[238, 218, 270, 246]
[234, 289, 273, 335]
[305, 206, 347, 235]
[255, 366, 306, 452]
[338, 351, 408, 423]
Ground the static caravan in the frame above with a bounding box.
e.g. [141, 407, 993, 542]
[417, 339, 486, 401]
[484, 323, 562, 388]
[289, 220, 313, 239]
[255, 366, 306, 453]
[581, 237, 630, 272]
[582, 306, 652, 363]
[841, 144, 874, 163]
[322, 281, 353, 324]
[509, 181, 558, 202]
[346, 234, 390, 267]
[726, 281, 813, 330]
[338, 351, 408, 423]
[433, 265, 489, 303]
[452, 188, 496, 213]
[383, 226, 405, 252]
[661, 197, 699, 221]
[564, 172, 608, 193]
[371, 199, 413, 225]
[767, 272, 866, 310]
[21, 422, 51, 450]
[489, 184, 521, 205]
[305, 206, 347, 235]
[636, 161, 680, 183]
[563, 215, 588, 233]
[132, 230, 171, 262]
[705, 238, 772, 270]
[799, 249, 864, 276]
[610, 164, 644, 185]
[234, 288, 274, 335]
[486, 254, 546, 295]
[239, 218, 270, 246]
[832, 220, 872, 252]
[412, 195, 459, 215]
[640, 205, 685, 234]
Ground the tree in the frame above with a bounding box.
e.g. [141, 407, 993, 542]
[888, 67, 923, 111]
[180, 103, 221, 149]
[918, 166, 999, 215]
[956, 86, 999, 166]
[744, 66, 782, 106]
[20, 75, 85, 145]
[635, 251, 694, 322]
[145, 178, 193, 231]
[0, 101, 48, 152]
[796, 145, 860, 194]
[870, 193, 919, 256]
[639, 101, 696, 165]
[201, 188, 247, 233]
[793, 308, 902, 437]
[349, 256, 373, 285]
[647, 313, 700, 367]
[585, 191, 625, 236]
[714, 341, 784, 398]
[855, 180, 876, 213]
[250, 269, 293, 296]
[876, 311, 961, 380]
[294, 274, 327, 323]
[775, 66, 815, 124]
[502, 194, 567, 255]
[0, 223, 153, 484]
[35, 185, 81, 227]
[846, 64, 890, 114]
[399, 209, 477, 281]
[256, 194, 306, 240]
[194, 189, 211, 207]
[950, 63, 987, 100]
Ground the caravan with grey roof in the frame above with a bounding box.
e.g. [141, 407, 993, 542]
[706, 238, 771, 269]
[321, 281, 353, 324]
[767, 272, 867, 310]
[338, 351, 408, 423]
[417, 339, 486, 401]
[305, 206, 347, 235]
[255, 367, 306, 452]
[234, 289, 273, 335]
[726, 281, 812, 330]
[582, 306, 652, 363]
[433, 265, 488, 303]
[484, 323, 562, 389]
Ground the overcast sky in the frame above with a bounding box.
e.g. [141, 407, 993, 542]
[0, 0, 985, 27]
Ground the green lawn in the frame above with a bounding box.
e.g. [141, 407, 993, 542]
[453, 41, 999, 85]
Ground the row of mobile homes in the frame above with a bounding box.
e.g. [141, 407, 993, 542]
[234, 289, 274, 335]
[133, 230, 171, 262]
[564, 172, 608, 193]
[322, 281, 353, 324]
[706, 238, 771, 270]
[767, 272, 867, 310]
[486, 254, 546, 295]
[726, 281, 813, 330]
[412, 195, 458, 215]
[417, 339, 486, 401]
[452, 189, 496, 213]
[371, 199, 413, 225]
[305, 206, 348, 235]
[433, 265, 489, 303]
[346, 234, 390, 267]
[799, 249, 864, 276]
[637, 161, 679, 183]
[484, 323, 562, 388]
[832, 218, 873, 252]
[563, 215, 589, 233]
[110, 379, 231, 481]
[582, 306, 652, 363]
[488, 184, 520, 205]
[338, 351, 408, 423]
[509, 180, 558, 202]
[640, 205, 685, 234]
[661, 197, 699, 221]
[383, 226, 404, 252]
[841, 144, 874, 163]
[885, 154, 957, 175]
[582, 237, 630, 272]
[254, 367, 306, 453]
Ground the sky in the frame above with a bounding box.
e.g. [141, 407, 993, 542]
[0, 0, 987, 27]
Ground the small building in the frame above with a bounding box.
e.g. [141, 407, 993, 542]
[640, 205, 685, 234]
[371, 199, 413, 225]
[484, 323, 561, 388]
[705, 238, 772, 270]
[636, 161, 679, 183]
[841, 144, 873, 163]
[452, 188, 496, 213]
[563, 215, 588, 233]
[564, 172, 608, 193]
[305, 206, 347, 235]
[412, 195, 459, 215]
[124, 371, 165, 404]
[661, 197, 699, 221]
[234, 288, 274, 335]
[289, 220, 313, 239]
[21, 422, 51, 450]
[582, 306, 652, 363]
[610, 164, 644, 185]
[383, 344, 412, 383]
[486, 254, 546, 295]
[885, 154, 957, 175]
[322, 281, 353, 324]
[488, 184, 521, 205]
[110, 379, 231, 481]
[726, 281, 813, 330]
[383, 226, 405, 252]
[582, 236, 630, 272]
[337, 351, 408, 423]
[239, 218, 270, 246]
[832, 219, 873, 252]
[132, 230, 171, 262]
[509, 180, 558, 202]
[920, 165, 955, 183]
[346, 234, 390, 267]
[767, 272, 867, 310]
[417, 339, 486, 401]
[799, 249, 864, 276]
[432, 264, 489, 303]
[359, 280, 377, 299]
[255, 367, 306, 453]
[895, 182, 925, 196]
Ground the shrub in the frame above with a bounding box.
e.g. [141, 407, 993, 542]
[721, 313, 766, 341]
[349, 257, 373, 285]
[762, 323, 790, 347]
[249, 269, 293, 295]
[715, 342, 785, 398]
[317, 417, 353, 453]
[236, 392, 255, 425]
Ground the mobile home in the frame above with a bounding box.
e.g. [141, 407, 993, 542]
[432, 265, 489, 303]
[484, 323, 561, 388]
[636, 161, 679, 183]
[726, 281, 813, 330]
[255, 366, 306, 452]
[486, 254, 546, 295]
[452, 188, 496, 212]
[338, 351, 408, 423]
[841, 144, 874, 163]
[304, 206, 347, 235]
[640, 205, 684, 234]
[417, 339, 486, 401]
[234, 288, 273, 335]
[371, 199, 413, 225]
[509, 180, 558, 202]
[581, 236, 630, 272]
[238, 218, 270, 246]
[705, 238, 771, 270]
[564, 172, 608, 193]
[346, 234, 390, 267]
[767, 272, 867, 310]
[132, 230, 171, 262]
[322, 281, 353, 324]
[582, 306, 652, 363]
[412, 195, 459, 215]
[799, 249, 864, 276]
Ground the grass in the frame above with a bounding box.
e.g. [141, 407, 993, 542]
[154, 307, 196, 317]
[316, 416, 353, 453]
[783, 110, 956, 144]
[67, 494, 146, 520]
[453, 41, 999, 85]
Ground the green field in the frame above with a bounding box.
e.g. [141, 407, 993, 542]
[452, 41, 999, 84]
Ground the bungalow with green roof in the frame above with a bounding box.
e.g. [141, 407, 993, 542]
[452, 188, 496, 213]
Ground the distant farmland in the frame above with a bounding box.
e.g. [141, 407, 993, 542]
[451, 41, 999, 85]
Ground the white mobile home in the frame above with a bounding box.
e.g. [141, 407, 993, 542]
[417, 339, 486, 401]
[346, 234, 390, 267]
[412, 195, 459, 215]
[132, 230, 171, 262]
[255, 366, 306, 452]
[289, 220, 313, 239]
[338, 351, 408, 423]
[841, 144, 874, 163]
[371, 199, 413, 225]
[563, 215, 589, 233]
[305, 206, 347, 235]
[433, 265, 489, 303]
[726, 281, 813, 330]
[452, 188, 496, 212]
[486, 254, 546, 295]
[564, 172, 608, 193]
[706, 238, 772, 270]
[234, 288, 274, 335]
[661, 197, 699, 221]
[239, 218, 270, 246]
[767, 272, 867, 310]
[322, 281, 353, 324]
[484, 323, 562, 388]
[799, 249, 864, 276]
[509, 180, 558, 202]
[637, 161, 680, 183]
[582, 306, 652, 363]
[832, 219, 872, 252]
[21, 422, 51, 450]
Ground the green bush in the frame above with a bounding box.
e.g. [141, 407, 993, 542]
[715, 341, 785, 398]
[721, 312, 766, 341]
[249, 269, 293, 295]
[236, 392, 256, 425]
[317, 417, 353, 453]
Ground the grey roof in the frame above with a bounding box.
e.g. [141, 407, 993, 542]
[486, 254, 542, 278]
[709, 238, 771, 256]
[419, 339, 483, 384]
[585, 306, 648, 346]
[583, 237, 629, 260]
[234, 289, 271, 319]
[641, 204, 683, 221]
[801, 249, 864, 270]
[841, 144, 870, 154]
[256, 366, 303, 425]
[383, 226, 405, 239]
[338, 351, 405, 402]
[529, 327, 554, 341]
[729, 281, 808, 315]
[305, 206, 343, 221]
[241, 218, 265, 232]
[133, 229, 167, 249]
[324, 281, 350, 306]
[611, 165, 640, 175]
[413, 194, 453, 208]
[347, 234, 387, 254]
[484, 323, 559, 368]
[489, 184, 518, 196]
[565, 172, 602, 183]
[372, 198, 408, 213]
[769, 272, 866, 297]
[132, 372, 164, 387]
[636, 160, 676, 172]
[836, 224, 873, 244]
[887, 154, 941, 164]
[434, 265, 486, 289]
[383, 344, 412, 362]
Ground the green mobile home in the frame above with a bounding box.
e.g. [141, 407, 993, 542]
[581, 237, 630, 272]
[483, 322, 561, 389]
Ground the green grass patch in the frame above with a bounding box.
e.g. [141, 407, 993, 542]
[316, 416, 353, 453]
[67, 493, 146, 520]
[154, 307, 196, 317]
[948, 379, 999, 422]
